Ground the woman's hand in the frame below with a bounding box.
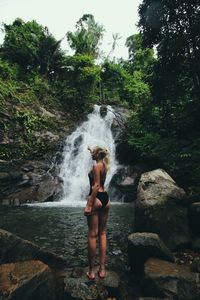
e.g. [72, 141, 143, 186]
[84, 197, 93, 216]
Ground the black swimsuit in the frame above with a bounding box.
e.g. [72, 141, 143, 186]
[88, 164, 109, 208]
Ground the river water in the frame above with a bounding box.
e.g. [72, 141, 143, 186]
[0, 204, 134, 272]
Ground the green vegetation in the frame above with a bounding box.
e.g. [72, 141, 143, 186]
[0, 4, 200, 193]
[126, 0, 200, 192]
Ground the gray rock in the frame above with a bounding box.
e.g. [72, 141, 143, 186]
[135, 169, 189, 250]
[99, 105, 108, 117]
[0, 228, 67, 269]
[191, 257, 200, 273]
[109, 165, 142, 202]
[3, 186, 37, 205]
[139, 298, 171, 300]
[128, 232, 174, 274]
[64, 267, 120, 300]
[191, 237, 200, 251]
[36, 174, 60, 202]
[64, 278, 108, 300]
[189, 202, 200, 235]
[0, 260, 55, 300]
[0, 172, 10, 184]
[142, 258, 200, 300]
[0, 162, 62, 205]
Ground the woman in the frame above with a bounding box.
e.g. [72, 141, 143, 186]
[84, 146, 110, 280]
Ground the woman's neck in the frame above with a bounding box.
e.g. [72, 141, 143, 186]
[95, 158, 103, 163]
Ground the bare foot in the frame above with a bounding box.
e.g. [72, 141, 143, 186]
[86, 271, 95, 280]
[98, 268, 106, 279]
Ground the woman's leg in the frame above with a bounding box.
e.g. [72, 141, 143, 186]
[87, 199, 102, 278]
[98, 201, 110, 277]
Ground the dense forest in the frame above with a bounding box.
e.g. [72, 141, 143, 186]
[0, 1, 200, 193]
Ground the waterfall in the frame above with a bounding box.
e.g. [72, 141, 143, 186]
[59, 105, 118, 206]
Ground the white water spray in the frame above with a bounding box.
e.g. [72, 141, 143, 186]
[59, 105, 118, 206]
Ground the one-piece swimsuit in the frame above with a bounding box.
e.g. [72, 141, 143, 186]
[88, 163, 109, 208]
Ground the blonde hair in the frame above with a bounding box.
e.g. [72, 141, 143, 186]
[93, 146, 110, 171]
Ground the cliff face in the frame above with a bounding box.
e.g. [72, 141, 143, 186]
[0, 103, 78, 161]
[0, 81, 85, 205]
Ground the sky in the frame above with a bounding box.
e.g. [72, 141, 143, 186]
[0, 0, 143, 59]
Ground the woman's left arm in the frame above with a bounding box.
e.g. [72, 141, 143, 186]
[89, 164, 100, 203]
[84, 164, 100, 215]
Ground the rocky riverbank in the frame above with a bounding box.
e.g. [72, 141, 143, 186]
[127, 168, 200, 299]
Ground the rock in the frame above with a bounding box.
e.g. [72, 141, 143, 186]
[38, 106, 55, 118]
[64, 267, 120, 300]
[21, 163, 35, 172]
[34, 131, 60, 143]
[189, 202, 200, 235]
[135, 169, 189, 250]
[191, 257, 200, 272]
[36, 174, 61, 202]
[100, 105, 108, 117]
[0, 260, 55, 300]
[3, 186, 37, 205]
[111, 107, 129, 141]
[0, 160, 62, 205]
[128, 232, 174, 274]
[64, 277, 108, 300]
[139, 298, 171, 300]
[0, 228, 67, 269]
[191, 237, 200, 251]
[142, 258, 200, 299]
[0, 172, 11, 184]
[109, 165, 142, 202]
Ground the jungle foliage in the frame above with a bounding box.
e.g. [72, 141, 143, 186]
[0, 5, 200, 192]
[126, 0, 200, 192]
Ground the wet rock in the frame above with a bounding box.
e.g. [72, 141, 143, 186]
[135, 169, 189, 250]
[21, 163, 35, 172]
[128, 232, 174, 275]
[100, 105, 108, 117]
[142, 258, 200, 300]
[139, 298, 171, 300]
[34, 131, 60, 143]
[191, 237, 200, 251]
[0, 172, 10, 183]
[110, 107, 129, 140]
[10, 171, 24, 181]
[189, 202, 200, 235]
[3, 186, 37, 205]
[0, 260, 55, 300]
[109, 165, 142, 202]
[0, 228, 67, 269]
[64, 267, 120, 300]
[0, 160, 62, 205]
[191, 257, 200, 272]
[64, 277, 108, 300]
[36, 174, 61, 202]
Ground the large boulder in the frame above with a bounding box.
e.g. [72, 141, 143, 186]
[135, 169, 189, 250]
[128, 232, 174, 274]
[109, 165, 142, 202]
[0, 160, 62, 205]
[0, 228, 67, 269]
[0, 260, 55, 300]
[141, 258, 200, 299]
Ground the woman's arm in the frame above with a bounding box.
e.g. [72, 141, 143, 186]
[84, 164, 100, 215]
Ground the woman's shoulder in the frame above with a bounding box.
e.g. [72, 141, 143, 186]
[92, 162, 103, 171]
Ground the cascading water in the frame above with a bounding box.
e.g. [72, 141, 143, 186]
[59, 105, 118, 206]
